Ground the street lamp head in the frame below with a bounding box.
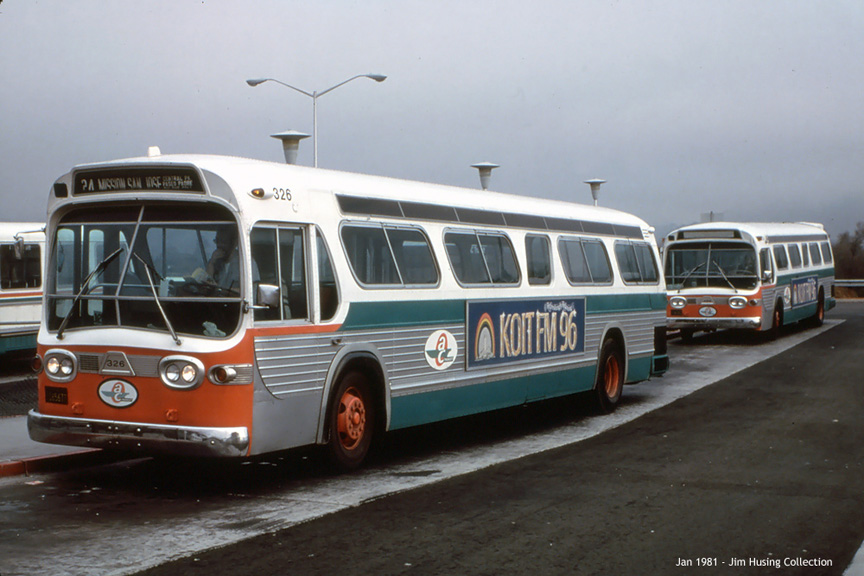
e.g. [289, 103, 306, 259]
[366, 74, 387, 83]
[246, 78, 269, 87]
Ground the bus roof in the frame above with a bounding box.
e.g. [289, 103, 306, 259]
[666, 221, 829, 244]
[59, 153, 652, 237]
[0, 222, 45, 240]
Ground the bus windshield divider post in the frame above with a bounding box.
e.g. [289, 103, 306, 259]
[134, 252, 181, 346]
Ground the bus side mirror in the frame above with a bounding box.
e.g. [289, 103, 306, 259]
[256, 284, 281, 308]
[762, 270, 773, 283]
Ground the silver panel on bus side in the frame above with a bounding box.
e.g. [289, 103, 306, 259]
[248, 302, 664, 454]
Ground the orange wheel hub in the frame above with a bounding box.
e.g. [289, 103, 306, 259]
[604, 356, 620, 398]
[336, 387, 366, 450]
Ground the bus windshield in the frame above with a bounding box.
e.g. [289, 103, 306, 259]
[47, 204, 242, 338]
[664, 241, 758, 290]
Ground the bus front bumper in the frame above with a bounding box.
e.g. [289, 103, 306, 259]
[27, 410, 249, 458]
[666, 316, 762, 331]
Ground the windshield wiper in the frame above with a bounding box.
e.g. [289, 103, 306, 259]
[56, 247, 125, 340]
[132, 253, 181, 346]
[710, 260, 738, 292]
[677, 262, 706, 288]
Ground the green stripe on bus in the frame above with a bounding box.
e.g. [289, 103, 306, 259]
[389, 365, 597, 430]
[342, 293, 664, 330]
[586, 292, 666, 314]
[341, 300, 465, 330]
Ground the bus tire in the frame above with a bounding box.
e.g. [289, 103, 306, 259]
[768, 300, 783, 341]
[810, 289, 825, 327]
[594, 338, 624, 413]
[326, 370, 376, 470]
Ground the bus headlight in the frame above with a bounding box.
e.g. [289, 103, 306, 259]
[729, 297, 747, 309]
[159, 356, 205, 390]
[669, 296, 687, 309]
[44, 349, 77, 382]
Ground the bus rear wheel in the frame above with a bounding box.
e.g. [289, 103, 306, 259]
[810, 289, 825, 327]
[327, 370, 375, 470]
[595, 338, 624, 413]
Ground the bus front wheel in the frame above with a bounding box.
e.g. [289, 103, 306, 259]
[595, 338, 624, 413]
[768, 301, 783, 341]
[326, 370, 376, 470]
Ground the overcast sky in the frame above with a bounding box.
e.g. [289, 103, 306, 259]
[1, 0, 862, 237]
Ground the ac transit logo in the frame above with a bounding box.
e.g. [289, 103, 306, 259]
[98, 379, 139, 408]
[425, 329, 458, 371]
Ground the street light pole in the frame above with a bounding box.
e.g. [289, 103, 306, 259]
[246, 74, 387, 167]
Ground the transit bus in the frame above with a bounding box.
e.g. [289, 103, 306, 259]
[663, 221, 835, 340]
[0, 222, 44, 357]
[28, 151, 668, 468]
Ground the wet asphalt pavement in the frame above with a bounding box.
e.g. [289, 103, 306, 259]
[130, 303, 864, 576]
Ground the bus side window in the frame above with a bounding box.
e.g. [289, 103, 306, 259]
[251, 228, 280, 321]
[0, 243, 42, 289]
[559, 238, 591, 284]
[525, 234, 551, 285]
[759, 248, 774, 283]
[386, 227, 439, 285]
[809, 243, 822, 266]
[583, 240, 613, 284]
[634, 243, 659, 283]
[317, 234, 339, 321]
[445, 231, 490, 285]
[279, 229, 308, 320]
[820, 241, 833, 264]
[341, 226, 400, 285]
[788, 244, 802, 268]
[615, 241, 658, 284]
[478, 233, 520, 284]
[773, 245, 789, 270]
[614, 243, 641, 283]
[801, 243, 810, 267]
[250, 226, 309, 322]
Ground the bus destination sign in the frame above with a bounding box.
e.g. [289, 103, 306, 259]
[74, 167, 205, 195]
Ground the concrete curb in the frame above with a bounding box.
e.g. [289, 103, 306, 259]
[0, 449, 116, 478]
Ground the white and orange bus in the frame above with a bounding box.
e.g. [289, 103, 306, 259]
[0, 222, 44, 357]
[29, 151, 668, 468]
[663, 221, 835, 340]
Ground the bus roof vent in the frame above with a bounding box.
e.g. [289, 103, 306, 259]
[471, 162, 499, 190]
[271, 130, 310, 165]
[147, 146, 162, 157]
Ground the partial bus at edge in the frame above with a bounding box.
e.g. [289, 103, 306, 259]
[0, 222, 44, 357]
[28, 152, 668, 469]
[663, 221, 835, 340]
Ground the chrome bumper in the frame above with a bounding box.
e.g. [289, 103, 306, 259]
[28, 410, 249, 457]
[666, 316, 762, 330]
